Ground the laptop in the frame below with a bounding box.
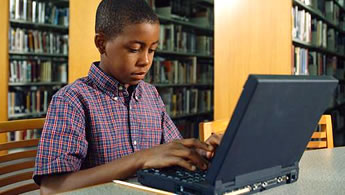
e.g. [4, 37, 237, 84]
[137, 75, 338, 195]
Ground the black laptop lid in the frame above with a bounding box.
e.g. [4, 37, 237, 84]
[206, 75, 338, 185]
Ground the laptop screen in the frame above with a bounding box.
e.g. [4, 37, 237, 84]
[207, 75, 338, 185]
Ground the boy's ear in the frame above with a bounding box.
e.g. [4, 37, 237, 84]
[95, 33, 106, 54]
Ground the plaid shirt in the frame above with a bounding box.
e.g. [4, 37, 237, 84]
[33, 62, 182, 184]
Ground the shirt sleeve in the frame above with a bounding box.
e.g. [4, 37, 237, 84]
[162, 109, 183, 142]
[33, 95, 88, 185]
[152, 87, 183, 143]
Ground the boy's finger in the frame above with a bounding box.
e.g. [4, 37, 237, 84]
[169, 157, 196, 171]
[205, 134, 222, 147]
[180, 138, 213, 151]
[174, 148, 208, 170]
[206, 151, 214, 159]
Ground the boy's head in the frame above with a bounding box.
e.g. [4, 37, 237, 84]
[95, 0, 160, 88]
[95, 0, 159, 39]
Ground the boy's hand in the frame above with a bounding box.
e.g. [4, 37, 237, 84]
[140, 138, 213, 171]
[197, 133, 223, 159]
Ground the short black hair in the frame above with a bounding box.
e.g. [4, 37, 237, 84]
[95, 0, 159, 39]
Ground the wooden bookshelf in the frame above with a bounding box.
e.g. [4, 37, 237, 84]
[9, 82, 67, 87]
[69, 0, 99, 83]
[292, 39, 345, 58]
[214, 0, 292, 120]
[10, 19, 68, 31]
[293, 0, 345, 33]
[9, 51, 68, 58]
[157, 14, 214, 32]
[4, 0, 70, 122]
[292, 0, 345, 146]
[0, 0, 9, 154]
[156, 50, 213, 58]
[9, 112, 47, 120]
[154, 83, 213, 88]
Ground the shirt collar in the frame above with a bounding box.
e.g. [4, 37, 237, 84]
[88, 62, 143, 100]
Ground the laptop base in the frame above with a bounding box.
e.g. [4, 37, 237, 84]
[137, 164, 298, 195]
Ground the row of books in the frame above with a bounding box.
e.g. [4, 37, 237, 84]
[145, 57, 213, 84]
[9, 60, 67, 83]
[300, 0, 345, 28]
[293, 7, 345, 53]
[9, 27, 68, 55]
[292, 7, 312, 43]
[325, 0, 341, 25]
[9, 0, 69, 26]
[159, 88, 212, 117]
[293, 47, 309, 75]
[293, 46, 339, 76]
[159, 24, 213, 54]
[7, 129, 41, 142]
[8, 89, 56, 115]
[147, 57, 196, 84]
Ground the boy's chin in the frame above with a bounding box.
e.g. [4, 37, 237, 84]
[127, 80, 142, 86]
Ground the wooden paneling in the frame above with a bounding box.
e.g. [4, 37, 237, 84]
[214, 0, 292, 120]
[0, 0, 9, 150]
[0, 1, 9, 122]
[69, 0, 101, 83]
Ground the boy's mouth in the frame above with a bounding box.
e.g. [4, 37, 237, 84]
[131, 72, 146, 79]
[132, 72, 145, 75]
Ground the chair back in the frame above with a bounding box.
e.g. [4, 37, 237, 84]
[199, 119, 229, 142]
[0, 118, 45, 195]
[199, 115, 334, 149]
[307, 115, 334, 149]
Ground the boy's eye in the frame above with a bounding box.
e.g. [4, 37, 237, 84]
[149, 49, 156, 53]
[129, 48, 140, 53]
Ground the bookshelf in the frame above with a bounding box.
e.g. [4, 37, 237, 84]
[0, 0, 68, 153]
[144, 0, 214, 138]
[6, 0, 69, 122]
[292, 0, 345, 146]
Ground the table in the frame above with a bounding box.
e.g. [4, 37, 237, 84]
[61, 147, 345, 195]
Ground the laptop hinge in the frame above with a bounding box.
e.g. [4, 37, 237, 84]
[215, 163, 299, 194]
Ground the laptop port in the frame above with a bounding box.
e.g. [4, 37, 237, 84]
[179, 185, 200, 194]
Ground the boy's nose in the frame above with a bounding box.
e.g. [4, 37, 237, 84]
[138, 52, 150, 66]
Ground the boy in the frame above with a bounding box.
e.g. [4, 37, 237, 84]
[33, 0, 221, 194]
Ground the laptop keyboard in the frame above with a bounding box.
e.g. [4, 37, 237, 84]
[142, 167, 207, 184]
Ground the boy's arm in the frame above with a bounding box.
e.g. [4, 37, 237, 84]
[40, 138, 212, 195]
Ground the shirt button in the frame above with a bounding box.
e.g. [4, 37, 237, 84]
[119, 86, 124, 90]
[112, 97, 118, 101]
[133, 140, 137, 146]
[129, 106, 132, 109]
[135, 95, 139, 101]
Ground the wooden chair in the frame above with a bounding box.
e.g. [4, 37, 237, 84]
[199, 115, 334, 149]
[199, 119, 229, 142]
[306, 115, 333, 149]
[0, 118, 45, 195]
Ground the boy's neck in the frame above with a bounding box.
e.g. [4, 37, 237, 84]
[97, 61, 133, 89]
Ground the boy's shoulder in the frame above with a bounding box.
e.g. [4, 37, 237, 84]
[139, 81, 160, 97]
[53, 76, 92, 100]
[140, 81, 156, 91]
